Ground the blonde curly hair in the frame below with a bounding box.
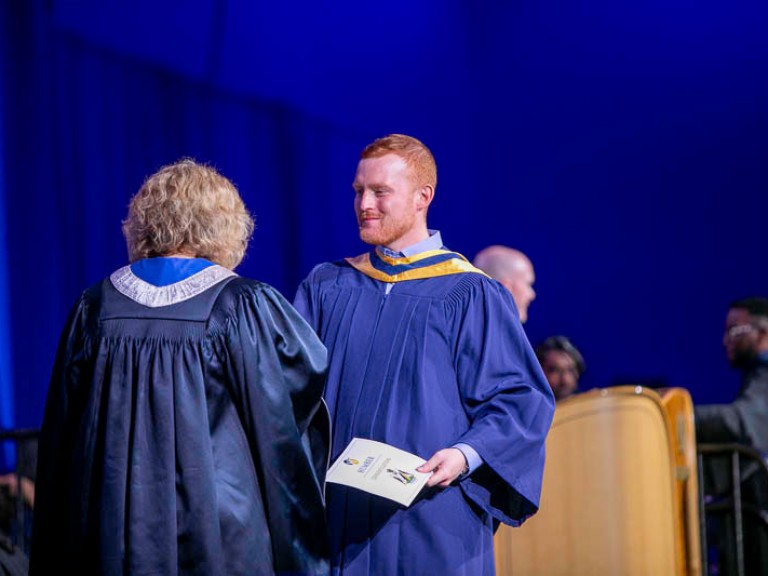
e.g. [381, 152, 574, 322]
[122, 159, 254, 270]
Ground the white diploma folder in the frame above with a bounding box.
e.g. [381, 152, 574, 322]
[326, 438, 433, 507]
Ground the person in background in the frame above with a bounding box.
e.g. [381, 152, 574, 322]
[696, 297, 768, 450]
[473, 245, 536, 323]
[295, 134, 554, 576]
[535, 335, 586, 401]
[31, 159, 330, 575]
[695, 296, 768, 576]
[0, 437, 37, 575]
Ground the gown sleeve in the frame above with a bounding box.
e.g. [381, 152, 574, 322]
[293, 264, 323, 330]
[695, 370, 768, 451]
[222, 282, 330, 575]
[695, 402, 749, 443]
[448, 277, 555, 526]
[30, 290, 94, 573]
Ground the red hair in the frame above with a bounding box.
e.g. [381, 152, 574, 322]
[360, 134, 437, 189]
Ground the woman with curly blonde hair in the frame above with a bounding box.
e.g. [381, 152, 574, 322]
[31, 159, 330, 575]
[122, 158, 253, 269]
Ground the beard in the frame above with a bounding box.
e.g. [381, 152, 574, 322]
[358, 212, 418, 248]
[728, 347, 757, 369]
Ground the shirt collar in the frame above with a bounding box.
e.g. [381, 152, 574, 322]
[379, 230, 443, 259]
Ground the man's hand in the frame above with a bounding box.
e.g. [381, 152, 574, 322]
[0, 474, 35, 507]
[417, 448, 468, 488]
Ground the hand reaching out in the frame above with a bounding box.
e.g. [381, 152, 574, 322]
[417, 448, 468, 488]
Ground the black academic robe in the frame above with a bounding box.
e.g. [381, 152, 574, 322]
[695, 357, 768, 576]
[695, 358, 768, 454]
[30, 269, 329, 575]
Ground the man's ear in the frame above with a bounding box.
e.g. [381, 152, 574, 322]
[415, 185, 434, 211]
[754, 322, 768, 352]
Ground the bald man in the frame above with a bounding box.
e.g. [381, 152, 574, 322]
[473, 245, 536, 323]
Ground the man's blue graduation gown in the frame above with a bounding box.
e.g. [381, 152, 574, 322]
[295, 253, 554, 576]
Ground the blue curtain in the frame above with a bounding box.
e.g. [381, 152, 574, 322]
[0, 4, 15, 470]
[2, 0, 768, 428]
[0, 1, 370, 426]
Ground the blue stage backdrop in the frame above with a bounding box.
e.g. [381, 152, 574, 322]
[0, 13, 14, 443]
[1, 0, 767, 427]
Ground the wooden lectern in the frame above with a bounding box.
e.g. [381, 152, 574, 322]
[495, 386, 701, 576]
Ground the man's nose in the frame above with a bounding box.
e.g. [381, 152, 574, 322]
[358, 190, 375, 211]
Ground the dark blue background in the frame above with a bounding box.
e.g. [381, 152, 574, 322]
[1, 0, 766, 428]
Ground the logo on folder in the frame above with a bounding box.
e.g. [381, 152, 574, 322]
[387, 468, 416, 485]
[344, 455, 376, 474]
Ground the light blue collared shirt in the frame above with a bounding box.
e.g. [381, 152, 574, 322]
[380, 230, 443, 296]
[378, 230, 483, 478]
[379, 229, 443, 259]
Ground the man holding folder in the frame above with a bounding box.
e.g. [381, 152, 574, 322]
[295, 134, 554, 575]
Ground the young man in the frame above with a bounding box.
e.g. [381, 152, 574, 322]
[295, 134, 554, 575]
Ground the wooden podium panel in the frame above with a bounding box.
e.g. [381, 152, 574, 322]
[495, 386, 700, 576]
[659, 387, 701, 576]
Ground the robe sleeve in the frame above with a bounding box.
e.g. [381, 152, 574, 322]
[293, 264, 324, 330]
[695, 371, 768, 453]
[448, 276, 555, 527]
[30, 290, 94, 574]
[695, 403, 750, 444]
[222, 283, 330, 575]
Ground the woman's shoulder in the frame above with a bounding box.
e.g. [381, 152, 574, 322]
[213, 276, 295, 315]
